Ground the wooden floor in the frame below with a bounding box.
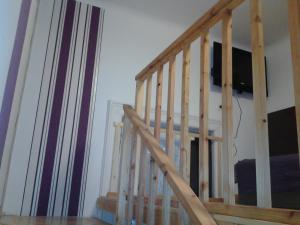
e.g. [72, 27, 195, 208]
[0, 216, 110, 225]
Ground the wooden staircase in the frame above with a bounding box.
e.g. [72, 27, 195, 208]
[97, 192, 300, 225]
[97, 104, 300, 225]
[99, 0, 300, 225]
[1, 0, 300, 225]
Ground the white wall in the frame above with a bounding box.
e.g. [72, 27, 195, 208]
[266, 36, 294, 113]
[0, 0, 23, 107]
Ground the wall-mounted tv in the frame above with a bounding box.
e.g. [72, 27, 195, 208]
[211, 42, 268, 95]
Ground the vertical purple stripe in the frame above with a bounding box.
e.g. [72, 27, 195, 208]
[0, 0, 32, 163]
[37, 0, 76, 216]
[68, 6, 100, 216]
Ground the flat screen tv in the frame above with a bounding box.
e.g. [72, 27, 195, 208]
[211, 42, 268, 95]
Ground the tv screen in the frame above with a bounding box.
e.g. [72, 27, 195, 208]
[212, 42, 267, 95]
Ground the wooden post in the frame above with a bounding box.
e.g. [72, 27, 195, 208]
[288, 0, 300, 163]
[179, 45, 191, 225]
[135, 80, 145, 113]
[180, 45, 191, 182]
[145, 76, 153, 127]
[250, 0, 272, 208]
[115, 118, 134, 225]
[162, 56, 176, 225]
[127, 81, 145, 223]
[110, 122, 124, 192]
[154, 66, 164, 139]
[133, 81, 145, 195]
[221, 10, 235, 205]
[134, 79, 145, 188]
[199, 31, 210, 202]
[126, 130, 138, 225]
[136, 76, 152, 225]
[147, 66, 163, 225]
[217, 142, 223, 198]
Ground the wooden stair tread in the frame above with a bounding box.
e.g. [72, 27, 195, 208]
[98, 193, 300, 225]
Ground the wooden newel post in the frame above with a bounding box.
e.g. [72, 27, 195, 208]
[116, 118, 135, 225]
[126, 80, 145, 224]
[136, 76, 152, 225]
[250, 0, 272, 208]
[288, 0, 300, 163]
[162, 55, 176, 225]
[147, 66, 163, 225]
[178, 44, 191, 225]
[199, 31, 210, 202]
[222, 10, 235, 205]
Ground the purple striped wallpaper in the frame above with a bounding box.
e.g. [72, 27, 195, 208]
[16, 0, 104, 216]
[68, 6, 101, 216]
[0, 0, 32, 164]
[37, 0, 76, 216]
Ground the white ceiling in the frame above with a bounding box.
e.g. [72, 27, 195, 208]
[84, 0, 289, 47]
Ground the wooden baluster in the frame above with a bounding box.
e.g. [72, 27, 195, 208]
[179, 44, 191, 225]
[217, 141, 223, 198]
[134, 81, 145, 194]
[136, 76, 152, 225]
[199, 31, 210, 202]
[154, 67, 163, 139]
[135, 80, 145, 114]
[127, 133, 138, 225]
[116, 118, 134, 225]
[110, 122, 124, 192]
[250, 0, 272, 208]
[145, 76, 152, 127]
[147, 66, 163, 225]
[180, 45, 191, 182]
[221, 10, 235, 205]
[127, 81, 145, 224]
[162, 56, 176, 225]
[288, 0, 300, 163]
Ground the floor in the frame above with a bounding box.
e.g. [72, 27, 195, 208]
[0, 216, 110, 225]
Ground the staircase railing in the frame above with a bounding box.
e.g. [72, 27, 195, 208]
[118, 105, 216, 225]
[114, 0, 300, 225]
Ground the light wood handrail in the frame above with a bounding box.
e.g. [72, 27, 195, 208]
[123, 104, 217, 225]
[135, 0, 245, 81]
